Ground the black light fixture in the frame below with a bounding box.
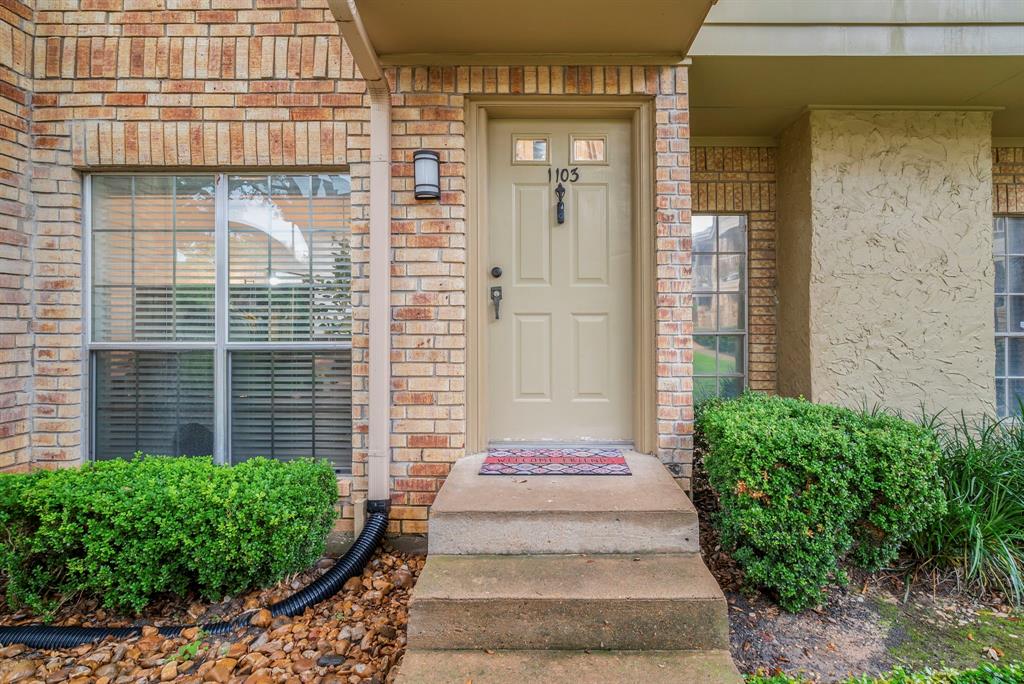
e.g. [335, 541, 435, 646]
[413, 149, 441, 200]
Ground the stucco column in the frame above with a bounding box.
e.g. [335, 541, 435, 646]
[776, 109, 995, 416]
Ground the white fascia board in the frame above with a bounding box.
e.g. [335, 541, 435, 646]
[690, 24, 1024, 56]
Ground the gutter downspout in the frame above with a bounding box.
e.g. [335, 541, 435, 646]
[329, 0, 391, 515]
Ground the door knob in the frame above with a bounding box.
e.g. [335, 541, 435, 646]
[491, 266, 503, 278]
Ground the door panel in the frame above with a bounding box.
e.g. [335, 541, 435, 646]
[487, 119, 633, 443]
[514, 184, 550, 285]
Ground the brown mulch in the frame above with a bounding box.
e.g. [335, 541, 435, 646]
[0, 547, 424, 683]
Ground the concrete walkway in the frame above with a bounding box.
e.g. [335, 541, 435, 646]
[396, 451, 741, 683]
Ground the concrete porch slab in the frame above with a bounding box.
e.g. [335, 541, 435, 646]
[428, 451, 699, 555]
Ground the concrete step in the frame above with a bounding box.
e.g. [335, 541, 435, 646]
[396, 649, 742, 683]
[407, 553, 729, 651]
[428, 452, 699, 555]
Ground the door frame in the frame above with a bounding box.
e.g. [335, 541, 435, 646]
[465, 96, 656, 454]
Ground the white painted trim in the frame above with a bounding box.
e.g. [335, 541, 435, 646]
[333, 0, 392, 506]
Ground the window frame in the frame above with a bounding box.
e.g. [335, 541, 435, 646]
[995, 214, 1024, 418]
[83, 172, 353, 470]
[691, 212, 750, 401]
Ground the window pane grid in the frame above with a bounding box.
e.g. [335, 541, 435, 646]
[995, 217, 1024, 417]
[692, 214, 748, 403]
[89, 173, 353, 472]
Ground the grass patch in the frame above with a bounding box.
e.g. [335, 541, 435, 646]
[877, 599, 1024, 673]
[746, 662, 1024, 682]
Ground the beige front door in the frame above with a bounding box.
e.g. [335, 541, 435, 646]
[486, 118, 633, 443]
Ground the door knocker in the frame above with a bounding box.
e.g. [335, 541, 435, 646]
[554, 182, 566, 225]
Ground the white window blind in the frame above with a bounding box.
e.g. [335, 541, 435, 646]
[93, 350, 215, 458]
[230, 350, 352, 471]
[88, 173, 352, 472]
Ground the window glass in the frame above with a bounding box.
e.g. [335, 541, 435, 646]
[93, 350, 214, 459]
[91, 175, 216, 342]
[994, 216, 1024, 417]
[231, 350, 352, 472]
[692, 215, 748, 403]
[228, 174, 351, 342]
[90, 174, 353, 472]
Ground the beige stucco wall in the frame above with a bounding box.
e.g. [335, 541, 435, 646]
[776, 114, 814, 398]
[778, 109, 995, 416]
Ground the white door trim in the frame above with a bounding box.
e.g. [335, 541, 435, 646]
[466, 96, 657, 455]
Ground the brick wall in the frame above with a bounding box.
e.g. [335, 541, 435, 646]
[692, 146, 777, 393]
[383, 65, 693, 533]
[25, 0, 368, 527]
[14, 0, 696, 533]
[995, 147, 1024, 214]
[0, 0, 35, 470]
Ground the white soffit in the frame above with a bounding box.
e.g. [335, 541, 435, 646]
[689, 55, 1024, 138]
[350, 0, 717, 64]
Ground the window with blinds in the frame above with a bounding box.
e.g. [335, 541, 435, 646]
[88, 173, 353, 473]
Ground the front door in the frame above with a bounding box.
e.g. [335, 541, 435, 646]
[486, 119, 633, 443]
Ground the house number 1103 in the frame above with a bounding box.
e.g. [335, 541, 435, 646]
[548, 167, 580, 183]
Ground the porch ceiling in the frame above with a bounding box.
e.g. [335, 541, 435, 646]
[349, 0, 717, 65]
[689, 55, 1024, 141]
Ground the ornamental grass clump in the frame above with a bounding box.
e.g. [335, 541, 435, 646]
[905, 414, 1024, 606]
[698, 393, 946, 612]
[0, 455, 337, 617]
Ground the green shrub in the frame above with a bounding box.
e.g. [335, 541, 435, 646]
[746, 662, 1024, 683]
[0, 455, 337, 615]
[698, 393, 946, 612]
[905, 415, 1024, 606]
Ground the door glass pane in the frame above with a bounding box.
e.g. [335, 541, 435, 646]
[230, 350, 352, 473]
[228, 174, 352, 342]
[996, 336, 1006, 376]
[1010, 379, 1024, 417]
[93, 350, 214, 459]
[1009, 296, 1024, 333]
[1009, 338, 1024, 377]
[571, 136, 606, 163]
[995, 257, 1006, 294]
[996, 296, 1007, 332]
[513, 137, 548, 163]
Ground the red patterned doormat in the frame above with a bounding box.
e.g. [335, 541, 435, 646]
[480, 447, 631, 476]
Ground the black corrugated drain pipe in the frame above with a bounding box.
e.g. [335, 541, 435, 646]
[0, 510, 389, 650]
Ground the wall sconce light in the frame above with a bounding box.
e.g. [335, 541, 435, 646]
[413, 149, 441, 200]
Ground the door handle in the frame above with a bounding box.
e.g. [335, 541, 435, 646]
[490, 286, 503, 320]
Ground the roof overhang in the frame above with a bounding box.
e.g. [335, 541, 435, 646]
[343, 0, 717, 65]
[689, 55, 1024, 142]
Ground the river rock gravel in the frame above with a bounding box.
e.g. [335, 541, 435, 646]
[0, 548, 423, 683]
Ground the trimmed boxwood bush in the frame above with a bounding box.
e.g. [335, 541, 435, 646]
[698, 393, 946, 612]
[0, 455, 337, 616]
